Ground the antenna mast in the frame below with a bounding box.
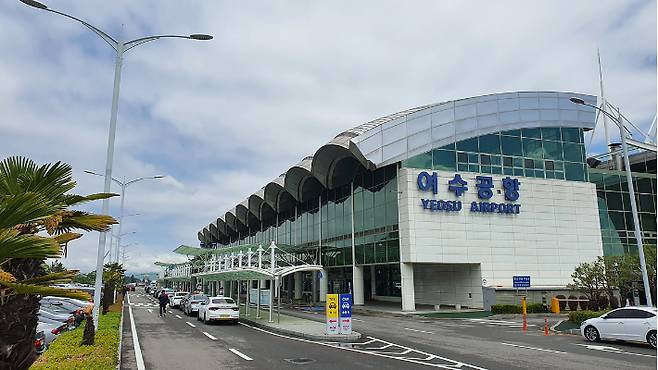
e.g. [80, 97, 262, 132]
[598, 48, 613, 152]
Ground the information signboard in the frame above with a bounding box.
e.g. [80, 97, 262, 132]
[326, 294, 339, 335]
[513, 275, 531, 288]
[339, 293, 352, 334]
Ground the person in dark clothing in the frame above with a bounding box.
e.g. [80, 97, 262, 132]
[158, 290, 170, 317]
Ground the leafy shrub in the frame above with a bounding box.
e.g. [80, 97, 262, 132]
[31, 311, 121, 370]
[567, 295, 578, 311]
[527, 303, 548, 313]
[568, 310, 609, 325]
[491, 304, 522, 314]
[555, 295, 567, 311]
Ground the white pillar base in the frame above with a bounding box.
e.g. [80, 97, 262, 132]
[320, 269, 328, 301]
[353, 265, 364, 305]
[294, 272, 302, 300]
[400, 262, 415, 312]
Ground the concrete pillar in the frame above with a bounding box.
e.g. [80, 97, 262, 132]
[294, 272, 302, 300]
[370, 265, 376, 299]
[400, 262, 415, 311]
[287, 275, 293, 299]
[311, 272, 317, 303]
[353, 265, 364, 306]
[320, 269, 328, 302]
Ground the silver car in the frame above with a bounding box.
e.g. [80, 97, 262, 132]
[183, 294, 207, 316]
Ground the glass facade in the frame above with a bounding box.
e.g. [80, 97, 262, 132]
[225, 165, 400, 269]
[589, 168, 657, 255]
[403, 127, 588, 181]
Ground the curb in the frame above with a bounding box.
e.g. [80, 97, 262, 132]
[116, 295, 125, 370]
[239, 316, 361, 343]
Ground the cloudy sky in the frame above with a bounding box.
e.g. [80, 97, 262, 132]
[1, 1, 655, 274]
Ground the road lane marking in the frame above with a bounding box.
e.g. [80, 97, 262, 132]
[168, 310, 173, 314]
[229, 348, 253, 361]
[353, 318, 364, 322]
[203, 332, 217, 340]
[500, 342, 566, 354]
[240, 323, 487, 369]
[186, 321, 196, 328]
[128, 305, 146, 370]
[147, 309, 152, 313]
[176, 315, 182, 319]
[404, 327, 434, 334]
[575, 344, 656, 358]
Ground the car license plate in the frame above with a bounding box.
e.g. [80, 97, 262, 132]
[220, 314, 229, 318]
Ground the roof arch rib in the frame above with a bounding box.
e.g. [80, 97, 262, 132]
[263, 174, 286, 210]
[311, 133, 373, 189]
[249, 189, 265, 220]
[284, 156, 324, 202]
[209, 223, 220, 241]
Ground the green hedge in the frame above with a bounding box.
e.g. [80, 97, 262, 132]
[568, 310, 608, 325]
[491, 303, 549, 314]
[31, 311, 121, 370]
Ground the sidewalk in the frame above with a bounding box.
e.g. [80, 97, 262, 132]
[239, 305, 361, 342]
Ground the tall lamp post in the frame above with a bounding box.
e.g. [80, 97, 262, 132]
[570, 97, 653, 307]
[19, 0, 212, 327]
[85, 171, 164, 263]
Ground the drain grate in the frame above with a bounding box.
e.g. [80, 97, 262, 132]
[284, 358, 315, 365]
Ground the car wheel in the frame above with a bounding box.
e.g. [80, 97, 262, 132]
[584, 325, 600, 342]
[647, 331, 656, 349]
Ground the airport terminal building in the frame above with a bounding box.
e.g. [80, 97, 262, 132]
[196, 91, 657, 310]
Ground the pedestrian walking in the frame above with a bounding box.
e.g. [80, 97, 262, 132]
[158, 290, 170, 317]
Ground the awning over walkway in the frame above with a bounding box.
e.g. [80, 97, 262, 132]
[173, 243, 319, 257]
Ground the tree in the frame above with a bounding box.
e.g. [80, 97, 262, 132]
[0, 157, 116, 369]
[71, 271, 95, 286]
[48, 260, 67, 273]
[567, 258, 607, 310]
[102, 263, 125, 314]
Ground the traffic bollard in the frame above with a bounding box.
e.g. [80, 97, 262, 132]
[544, 318, 549, 336]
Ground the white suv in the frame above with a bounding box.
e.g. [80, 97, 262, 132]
[581, 306, 657, 348]
[197, 296, 239, 324]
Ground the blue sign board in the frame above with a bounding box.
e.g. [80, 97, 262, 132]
[417, 172, 521, 215]
[339, 293, 352, 334]
[513, 275, 531, 288]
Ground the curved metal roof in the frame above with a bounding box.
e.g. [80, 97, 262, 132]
[201, 91, 597, 245]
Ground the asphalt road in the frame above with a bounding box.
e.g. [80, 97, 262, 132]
[121, 292, 656, 370]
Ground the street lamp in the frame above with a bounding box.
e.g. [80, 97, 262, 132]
[85, 170, 163, 263]
[570, 97, 653, 307]
[22, 0, 210, 327]
[21, 0, 211, 328]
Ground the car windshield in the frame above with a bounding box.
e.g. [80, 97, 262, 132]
[211, 298, 235, 304]
[191, 295, 205, 300]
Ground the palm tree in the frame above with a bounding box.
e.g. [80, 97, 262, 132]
[0, 156, 117, 369]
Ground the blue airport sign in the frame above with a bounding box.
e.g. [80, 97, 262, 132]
[513, 275, 531, 288]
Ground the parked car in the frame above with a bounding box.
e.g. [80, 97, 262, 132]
[581, 306, 657, 348]
[37, 320, 67, 347]
[170, 292, 188, 308]
[183, 294, 207, 316]
[197, 296, 239, 324]
[34, 328, 47, 354]
[39, 309, 75, 330]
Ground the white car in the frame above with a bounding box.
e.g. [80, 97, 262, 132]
[197, 296, 239, 324]
[581, 306, 657, 348]
[170, 292, 187, 308]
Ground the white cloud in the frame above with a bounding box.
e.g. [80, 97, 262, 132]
[2, 0, 655, 273]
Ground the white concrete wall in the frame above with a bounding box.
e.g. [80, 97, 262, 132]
[413, 263, 482, 308]
[398, 167, 604, 290]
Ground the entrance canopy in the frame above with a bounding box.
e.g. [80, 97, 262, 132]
[160, 242, 324, 282]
